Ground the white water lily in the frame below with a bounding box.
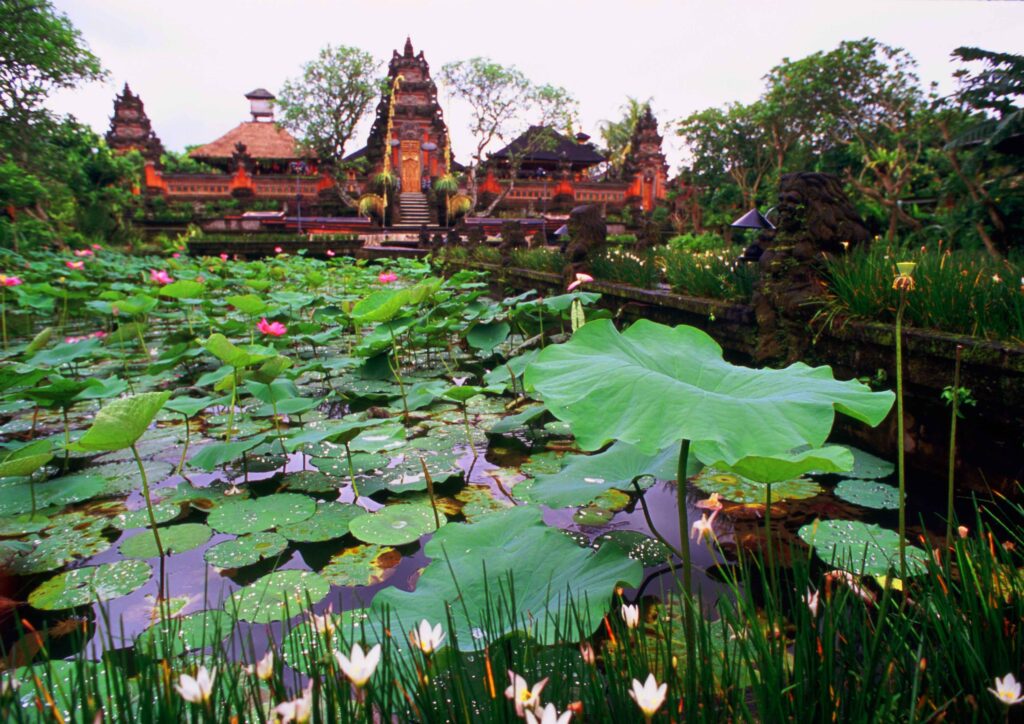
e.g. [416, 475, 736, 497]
[504, 669, 549, 717]
[243, 649, 274, 681]
[525, 702, 573, 724]
[274, 682, 313, 723]
[308, 605, 336, 636]
[175, 665, 215, 704]
[335, 643, 381, 688]
[621, 603, 640, 629]
[690, 510, 719, 543]
[629, 673, 667, 720]
[804, 588, 820, 617]
[452, 376, 470, 386]
[1, 674, 19, 695]
[410, 619, 445, 655]
[989, 673, 1024, 705]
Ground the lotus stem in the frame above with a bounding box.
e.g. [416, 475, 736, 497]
[61, 407, 71, 473]
[946, 345, 962, 546]
[132, 442, 165, 561]
[675, 437, 697, 712]
[896, 290, 907, 579]
[419, 457, 441, 529]
[2, 289, 7, 350]
[387, 325, 409, 421]
[461, 403, 475, 460]
[176, 413, 190, 476]
[344, 442, 360, 499]
[225, 369, 237, 444]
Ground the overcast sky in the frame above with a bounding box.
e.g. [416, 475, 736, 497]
[48, 0, 1022, 171]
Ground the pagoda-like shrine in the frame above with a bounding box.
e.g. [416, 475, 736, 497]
[348, 38, 453, 192]
[105, 84, 163, 162]
[622, 107, 669, 212]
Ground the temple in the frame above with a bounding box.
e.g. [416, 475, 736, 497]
[105, 84, 163, 162]
[130, 38, 670, 229]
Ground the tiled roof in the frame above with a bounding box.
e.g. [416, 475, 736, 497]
[189, 122, 311, 160]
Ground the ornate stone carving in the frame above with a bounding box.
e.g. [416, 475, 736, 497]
[561, 204, 607, 284]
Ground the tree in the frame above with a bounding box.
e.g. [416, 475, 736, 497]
[440, 58, 578, 213]
[0, 0, 104, 154]
[277, 45, 382, 205]
[599, 97, 652, 180]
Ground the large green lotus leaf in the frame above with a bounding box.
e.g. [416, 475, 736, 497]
[8, 524, 112, 574]
[112, 501, 183, 530]
[120, 523, 212, 558]
[308, 452, 389, 478]
[164, 395, 217, 419]
[798, 519, 929, 576]
[225, 569, 329, 623]
[188, 436, 267, 471]
[0, 439, 53, 477]
[833, 479, 900, 510]
[204, 333, 275, 368]
[283, 418, 383, 451]
[348, 423, 406, 453]
[29, 559, 151, 610]
[466, 321, 510, 351]
[519, 441, 680, 509]
[837, 445, 895, 480]
[351, 288, 411, 323]
[455, 485, 514, 522]
[349, 504, 445, 545]
[92, 460, 174, 496]
[320, 543, 401, 587]
[135, 609, 233, 658]
[362, 445, 461, 494]
[225, 293, 269, 316]
[523, 319, 895, 462]
[488, 404, 546, 435]
[371, 505, 643, 650]
[693, 468, 821, 504]
[159, 279, 205, 300]
[0, 473, 106, 516]
[72, 391, 172, 452]
[280, 470, 344, 493]
[519, 451, 563, 477]
[277, 501, 359, 543]
[158, 481, 251, 511]
[594, 531, 675, 566]
[205, 532, 288, 568]
[208, 493, 316, 535]
[710, 446, 854, 484]
[0, 513, 51, 537]
[404, 380, 448, 411]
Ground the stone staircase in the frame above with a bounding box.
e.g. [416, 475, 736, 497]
[395, 192, 433, 228]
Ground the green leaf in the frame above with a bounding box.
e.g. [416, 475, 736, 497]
[225, 570, 329, 623]
[524, 319, 894, 462]
[466, 321, 510, 351]
[225, 293, 269, 316]
[488, 403, 546, 434]
[119, 523, 212, 558]
[798, 519, 929, 576]
[283, 418, 383, 451]
[349, 504, 445, 545]
[73, 391, 172, 452]
[204, 333, 275, 368]
[371, 505, 643, 650]
[710, 446, 854, 483]
[693, 468, 821, 504]
[277, 501, 359, 543]
[0, 439, 53, 477]
[351, 288, 410, 323]
[204, 532, 288, 568]
[320, 544, 400, 587]
[136, 609, 233, 657]
[833, 479, 901, 510]
[188, 436, 266, 471]
[207, 493, 316, 535]
[28, 560, 151, 610]
[159, 279, 205, 300]
[24, 326, 53, 355]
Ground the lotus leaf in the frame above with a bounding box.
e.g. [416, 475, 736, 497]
[204, 333, 275, 368]
[487, 404, 546, 434]
[711, 446, 854, 483]
[159, 279, 205, 300]
[693, 468, 821, 504]
[320, 543, 401, 587]
[524, 319, 894, 463]
[0, 473, 105, 516]
[205, 532, 288, 568]
[188, 436, 268, 471]
[466, 321, 510, 351]
[455, 485, 514, 521]
[280, 470, 345, 493]
[12, 660, 110, 722]
[29, 559, 151, 610]
[135, 609, 233, 658]
[92, 460, 174, 496]
[595, 531, 675, 566]
[834, 479, 901, 510]
[349, 504, 445, 545]
[208, 493, 316, 535]
[8, 524, 112, 574]
[283, 418, 384, 451]
[838, 445, 896, 480]
[519, 452, 563, 477]
[225, 569, 329, 623]
[278, 501, 359, 543]
[111, 501, 182, 530]
[0, 439, 53, 477]
[371, 505, 643, 650]
[120, 523, 211, 558]
[73, 391, 172, 452]
[225, 293, 269, 316]
[798, 519, 929, 576]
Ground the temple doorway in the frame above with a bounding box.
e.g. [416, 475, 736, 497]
[400, 141, 421, 192]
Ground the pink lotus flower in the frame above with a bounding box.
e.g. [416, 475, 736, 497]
[326, 249, 335, 257]
[91, 330, 106, 339]
[378, 271, 398, 284]
[274, 246, 283, 254]
[567, 273, 594, 292]
[172, 252, 181, 259]
[219, 253, 229, 261]
[257, 317, 287, 337]
[0, 275, 23, 287]
[66, 260, 84, 271]
[150, 269, 173, 285]
[90, 243, 102, 251]
[73, 249, 93, 257]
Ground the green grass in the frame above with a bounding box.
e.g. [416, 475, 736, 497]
[662, 247, 757, 301]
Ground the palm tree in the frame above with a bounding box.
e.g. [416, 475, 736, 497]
[598, 97, 652, 180]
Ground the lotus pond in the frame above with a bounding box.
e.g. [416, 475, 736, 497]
[0, 248, 1019, 722]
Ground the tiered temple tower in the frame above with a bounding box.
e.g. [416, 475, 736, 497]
[363, 38, 452, 192]
[105, 84, 164, 162]
[623, 106, 669, 211]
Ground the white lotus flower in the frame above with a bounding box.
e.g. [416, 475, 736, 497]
[620, 603, 640, 629]
[308, 605, 336, 636]
[690, 510, 719, 543]
[504, 669, 549, 717]
[990, 673, 1024, 705]
[175, 665, 215, 704]
[629, 673, 667, 719]
[335, 643, 381, 688]
[1, 674, 19, 695]
[804, 588, 820, 617]
[243, 649, 274, 681]
[274, 682, 313, 723]
[525, 702, 573, 724]
[410, 619, 445, 655]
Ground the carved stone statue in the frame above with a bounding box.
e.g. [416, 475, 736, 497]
[498, 220, 528, 265]
[465, 224, 484, 247]
[561, 204, 607, 284]
[753, 171, 871, 363]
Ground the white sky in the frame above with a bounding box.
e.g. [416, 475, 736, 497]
[48, 0, 1023, 171]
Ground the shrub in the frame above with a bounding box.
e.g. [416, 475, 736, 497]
[662, 247, 757, 300]
[667, 231, 729, 253]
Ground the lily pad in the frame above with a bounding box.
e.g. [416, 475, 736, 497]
[308, 452, 388, 478]
[320, 544, 401, 587]
[349, 504, 446, 545]
[207, 493, 316, 535]
[8, 524, 112, 575]
[225, 569, 330, 623]
[0, 473, 106, 516]
[205, 532, 288, 568]
[280, 470, 343, 493]
[92, 460, 174, 497]
[595, 531, 674, 566]
[277, 501, 359, 543]
[135, 609, 234, 658]
[838, 445, 895, 480]
[798, 519, 929, 576]
[693, 468, 822, 504]
[111, 501, 183, 530]
[834, 479, 900, 510]
[29, 559, 151, 610]
[120, 523, 211, 558]
[455, 485, 514, 522]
